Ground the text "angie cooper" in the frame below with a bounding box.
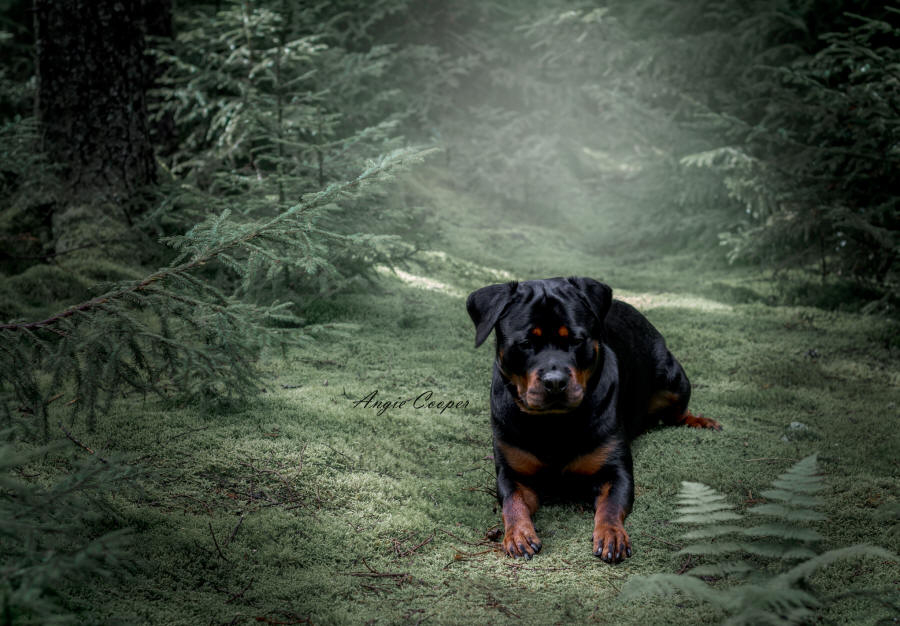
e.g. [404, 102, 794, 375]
[352, 390, 469, 416]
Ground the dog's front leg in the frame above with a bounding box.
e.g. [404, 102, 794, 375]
[591, 454, 635, 563]
[496, 466, 541, 559]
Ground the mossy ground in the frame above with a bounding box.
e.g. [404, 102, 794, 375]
[23, 168, 900, 624]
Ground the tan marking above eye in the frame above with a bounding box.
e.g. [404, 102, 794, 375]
[558, 326, 569, 337]
[531, 327, 542, 337]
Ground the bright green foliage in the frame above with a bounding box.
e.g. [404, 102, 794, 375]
[147, 0, 436, 294]
[151, 2, 405, 213]
[152, 3, 326, 207]
[620, 454, 896, 624]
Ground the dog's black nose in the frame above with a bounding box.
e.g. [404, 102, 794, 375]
[541, 370, 568, 394]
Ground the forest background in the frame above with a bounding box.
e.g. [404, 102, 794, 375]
[0, 0, 897, 624]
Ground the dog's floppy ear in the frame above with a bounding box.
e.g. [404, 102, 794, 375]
[567, 277, 612, 324]
[466, 282, 517, 348]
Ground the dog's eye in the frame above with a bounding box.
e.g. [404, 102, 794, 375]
[516, 339, 533, 350]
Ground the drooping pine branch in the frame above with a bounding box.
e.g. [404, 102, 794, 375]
[1, 148, 432, 334]
[0, 148, 436, 435]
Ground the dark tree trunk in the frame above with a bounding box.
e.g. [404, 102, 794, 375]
[34, 0, 171, 201]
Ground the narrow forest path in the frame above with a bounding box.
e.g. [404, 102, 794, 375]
[82, 166, 898, 625]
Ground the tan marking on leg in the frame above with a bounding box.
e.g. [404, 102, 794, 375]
[502, 483, 541, 558]
[592, 483, 631, 563]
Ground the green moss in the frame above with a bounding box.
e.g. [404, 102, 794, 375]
[0, 263, 93, 320]
[13, 168, 899, 624]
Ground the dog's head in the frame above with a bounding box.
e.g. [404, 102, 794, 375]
[467, 277, 612, 413]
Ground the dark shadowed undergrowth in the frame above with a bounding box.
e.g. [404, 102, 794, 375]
[7, 170, 899, 624]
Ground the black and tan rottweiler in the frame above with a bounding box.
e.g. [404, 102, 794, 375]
[466, 277, 721, 563]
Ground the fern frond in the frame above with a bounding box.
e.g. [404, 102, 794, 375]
[676, 481, 729, 505]
[678, 541, 745, 556]
[758, 584, 822, 615]
[747, 456, 826, 523]
[675, 481, 742, 523]
[741, 523, 822, 542]
[682, 525, 746, 539]
[621, 454, 894, 623]
[677, 511, 744, 523]
[686, 561, 755, 579]
[742, 540, 818, 560]
[619, 573, 726, 607]
[778, 545, 897, 585]
[720, 584, 820, 626]
[770, 476, 824, 493]
[758, 490, 823, 508]
[679, 502, 738, 514]
[747, 504, 826, 522]
[768, 454, 822, 489]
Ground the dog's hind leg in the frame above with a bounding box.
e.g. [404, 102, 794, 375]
[648, 358, 722, 430]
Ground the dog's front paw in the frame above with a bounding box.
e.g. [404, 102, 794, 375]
[503, 523, 542, 559]
[593, 523, 631, 563]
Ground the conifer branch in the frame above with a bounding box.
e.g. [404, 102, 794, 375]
[1, 148, 436, 433]
[1, 148, 434, 334]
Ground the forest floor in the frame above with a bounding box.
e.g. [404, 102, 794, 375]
[58, 166, 899, 624]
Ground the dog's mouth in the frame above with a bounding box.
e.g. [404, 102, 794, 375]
[515, 396, 583, 414]
[501, 363, 595, 414]
[514, 370, 586, 413]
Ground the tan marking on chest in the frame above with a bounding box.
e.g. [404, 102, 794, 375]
[563, 440, 619, 475]
[497, 441, 546, 476]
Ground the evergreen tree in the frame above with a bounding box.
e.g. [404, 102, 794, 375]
[612, 0, 899, 304]
[1, 147, 433, 435]
[150, 0, 432, 294]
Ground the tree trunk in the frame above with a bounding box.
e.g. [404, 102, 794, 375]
[34, 0, 171, 253]
[34, 0, 170, 201]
